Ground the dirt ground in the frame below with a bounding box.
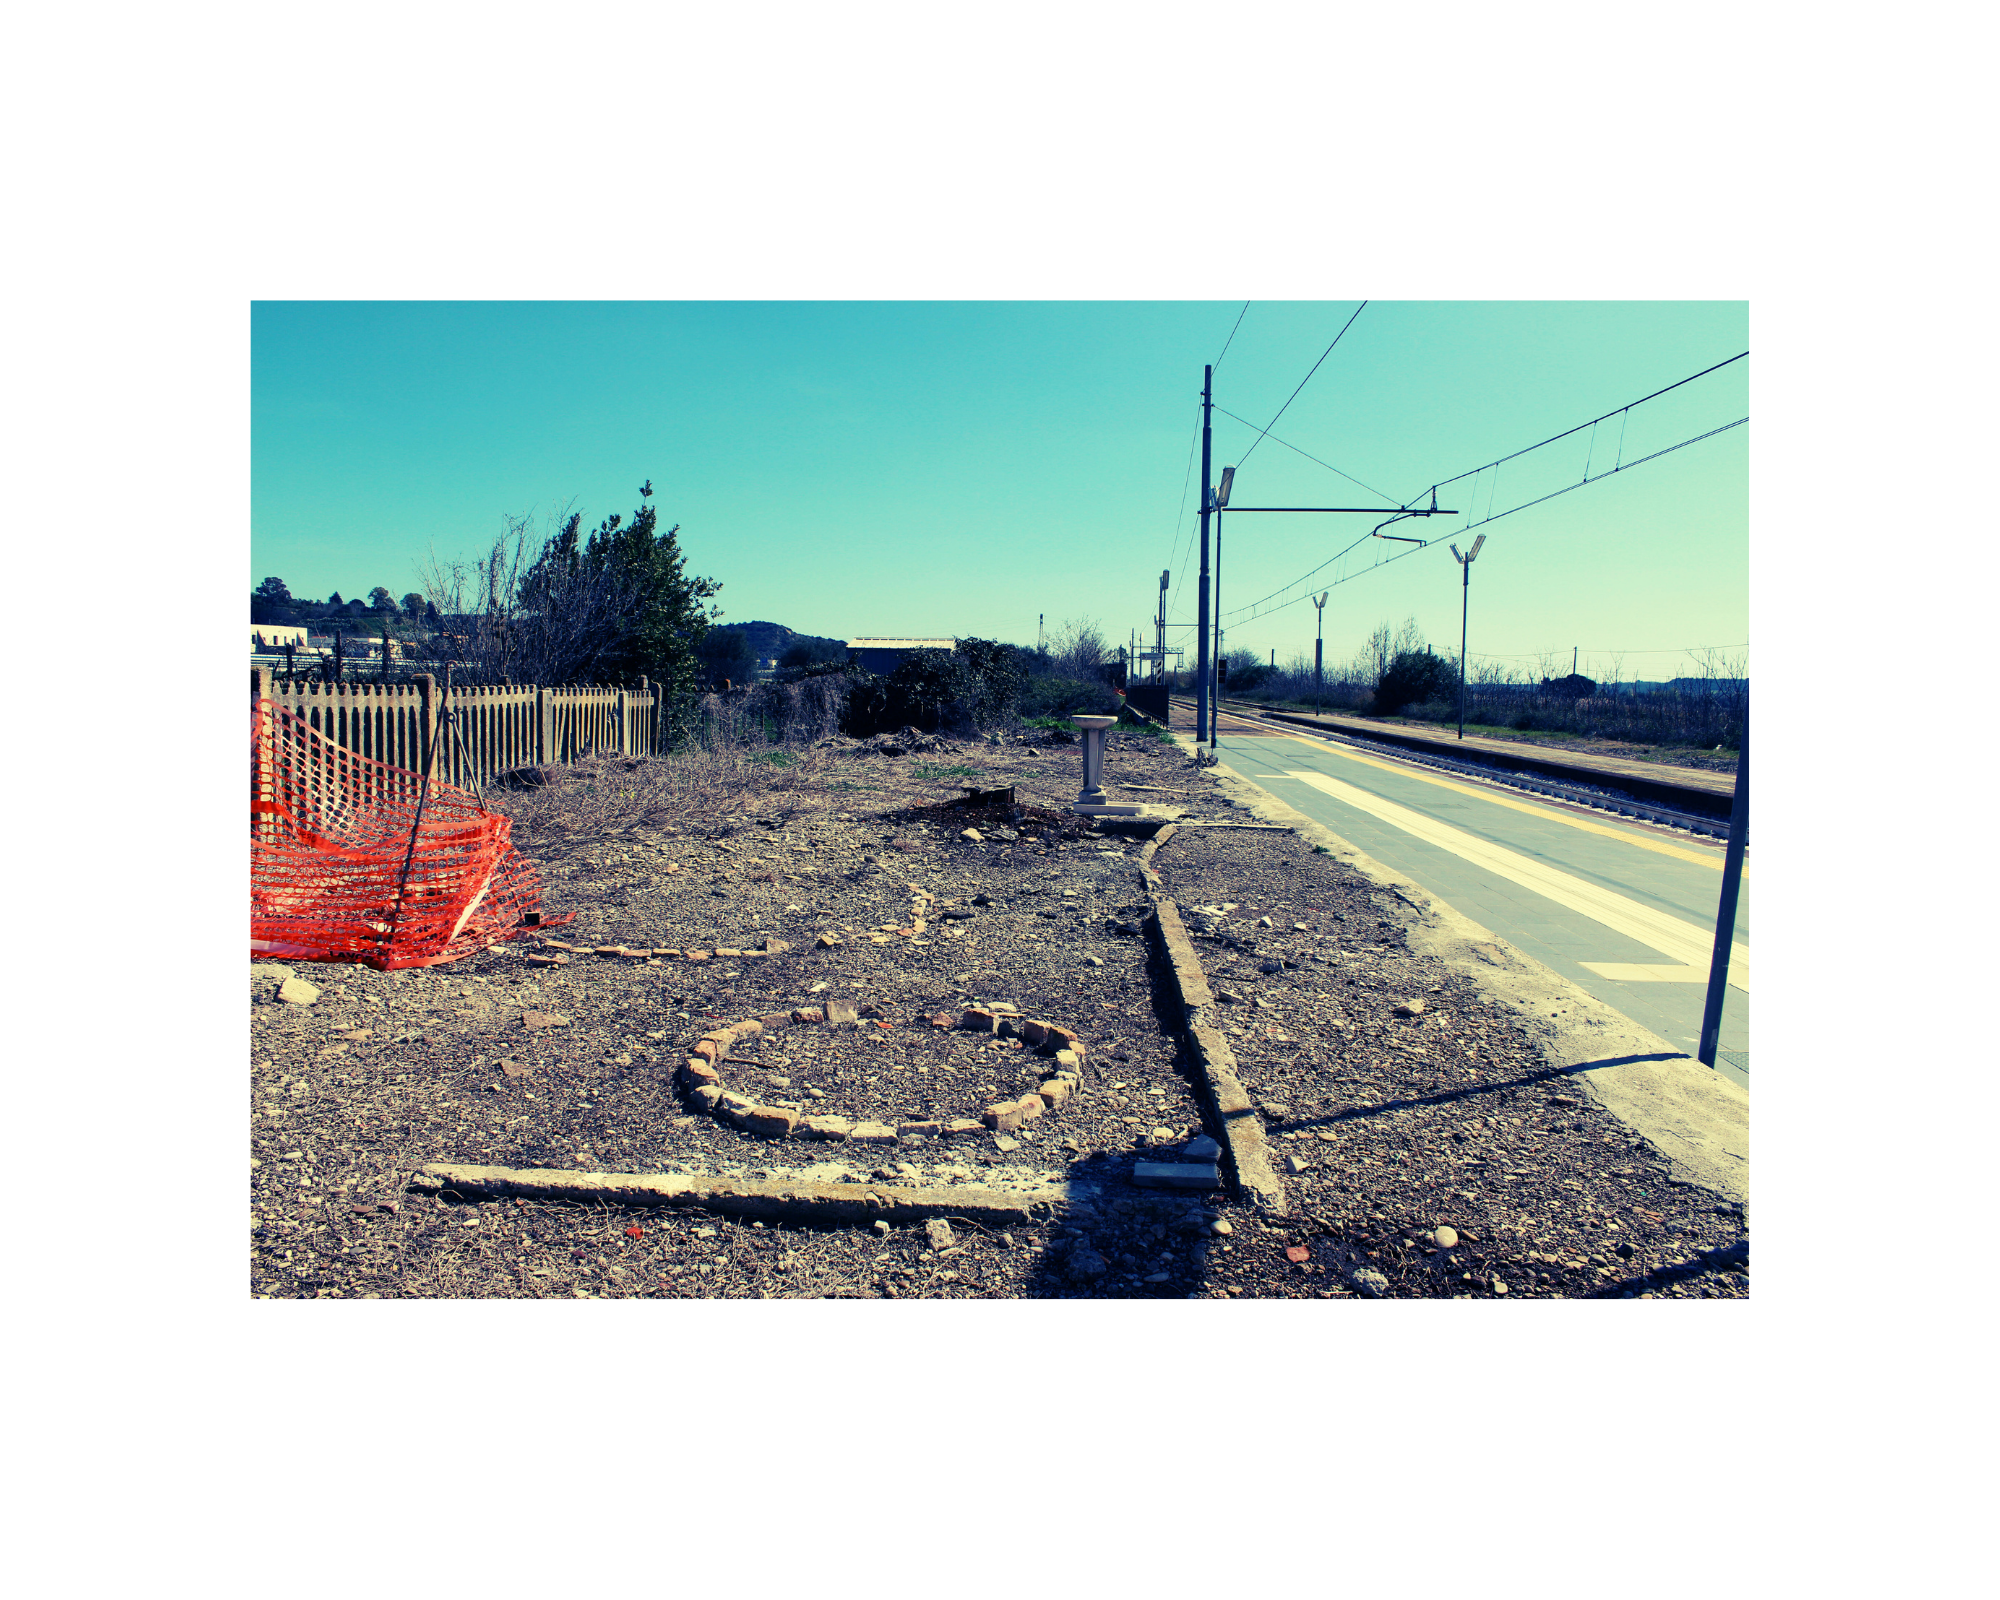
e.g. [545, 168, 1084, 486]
[249, 722, 1749, 1299]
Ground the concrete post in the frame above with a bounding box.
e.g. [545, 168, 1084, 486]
[1073, 714, 1115, 806]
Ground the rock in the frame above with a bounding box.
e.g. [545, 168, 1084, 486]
[1350, 1267, 1391, 1297]
[791, 1007, 825, 1024]
[1053, 1048, 1081, 1071]
[993, 1135, 1021, 1153]
[960, 828, 984, 844]
[1492, 1279, 1508, 1295]
[943, 1118, 984, 1137]
[1292, 922, 1310, 931]
[1284, 1153, 1310, 1174]
[1259, 960, 1283, 975]
[740, 1106, 800, 1138]
[1034, 1077, 1073, 1108]
[499, 1059, 529, 1078]
[960, 1007, 998, 1032]
[521, 1010, 571, 1031]
[759, 938, 791, 954]
[983, 1100, 1029, 1133]
[1393, 998, 1426, 1017]
[249, 963, 296, 986]
[692, 1085, 725, 1112]
[1084, 955, 1104, 967]
[1210, 1219, 1233, 1236]
[925, 1219, 956, 1250]
[825, 1000, 859, 1028]
[1260, 1102, 1291, 1122]
[758, 1011, 793, 1031]
[679, 1058, 722, 1089]
[767, 1076, 792, 1090]
[873, 1219, 892, 1236]
[277, 976, 320, 1005]
[1615, 1240, 1635, 1259]
[815, 933, 842, 948]
[1215, 988, 1243, 1004]
[1066, 1247, 1108, 1282]
[848, 1122, 897, 1144]
[970, 893, 994, 906]
[1148, 1126, 1173, 1144]
[897, 1120, 942, 1137]
[940, 908, 975, 921]
[803, 1115, 854, 1140]
[1256, 915, 1274, 928]
[1182, 1134, 1221, 1162]
[1433, 1225, 1459, 1250]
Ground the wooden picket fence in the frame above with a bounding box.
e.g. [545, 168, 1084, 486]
[251, 668, 660, 788]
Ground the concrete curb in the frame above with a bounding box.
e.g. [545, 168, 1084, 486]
[411, 1162, 1075, 1226]
[1134, 826, 1289, 1215]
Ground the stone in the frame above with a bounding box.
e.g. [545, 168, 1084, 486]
[1044, 1025, 1082, 1057]
[499, 1059, 529, 1078]
[1393, 998, 1426, 1017]
[1260, 1102, 1291, 1122]
[1210, 1219, 1233, 1236]
[522, 1011, 570, 1031]
[1053, 1048, 1081, 1071]
[680, 1058, 722, 1089]
[1433, 1225, 1459, 1250]
[1014, 1094, 1045, 1124]
[815, 933, 842, 949]
[1066, 1247, 1108, 1282]
[802, 1115, 855, 1140]
[1084, 955, 1104, 967]
[249, 963, 296, 986]
[691, 1039, 723, 1064]
[1615, 1240, 1636, 1259]
[277, 976, 320, 1005]
[1215, 988, 1243, 1004]
[1148, 1126, 1173, 1143]
[960, 1007, 998, 1032]
[1182, 1134, 1221, 1162]
[984, 1100, 1028, 1133]
[1292, 922, 1310, 931]
[993, 1135, 1021, 1153]
[925, 1219, 956, 1250]
[740, 1106, 800, 1138]
[759, 938, 791, 954]
[1350, 1267, 1391, 1297]
[943, 1119, 984, 1137]
[848, 1122, 897, 1144]
[1034, 1077, 1073, 1108]
[959, 828, 984, 843]
[1018, 1018, 1051, 1047]
[940, 908, 975, 922]
[731, 1020, 766, 1041]
[791, 1007, 825, 1024]
[873, 1219, 892, 1236]
[758, 1012, 793, 1031]
[825, 1000, 859, 1028]
[691, 1085, 725, 1112]
[1492, 1279, 1509, 1295]
[1257, 915, 1274, 928]
[897, 1120, 942, 1137]
[1132, 1162, 1221, 1190]
[1284, 1153, 1310, 1174]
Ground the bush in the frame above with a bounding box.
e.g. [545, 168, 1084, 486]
[1374, 650, 1458, 714]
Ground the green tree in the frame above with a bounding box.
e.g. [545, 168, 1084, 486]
[401, 592, 425, 616]
[368, 586, 397, 612]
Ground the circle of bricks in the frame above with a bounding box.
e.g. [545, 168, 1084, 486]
[676, 1002, 1090, 1146]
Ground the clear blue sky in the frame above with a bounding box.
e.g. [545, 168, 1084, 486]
[252, 301, 1747, 684]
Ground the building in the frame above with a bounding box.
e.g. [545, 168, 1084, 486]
[845, 637, 954, 675]
[252, 624, 310, 651]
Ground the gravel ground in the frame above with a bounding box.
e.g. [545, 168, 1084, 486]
[249, 721, 1748, 1300]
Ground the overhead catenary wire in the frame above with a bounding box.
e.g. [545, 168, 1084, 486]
[1212, 405, 1402, 506]
[1212, 301, 1249, 372]
[1234, 301, 1368, 470]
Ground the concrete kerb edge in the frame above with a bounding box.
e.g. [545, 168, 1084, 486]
[1199, 759, 1750, 1208]
[1135, 825, 1289, 1215]
[411, 1163, 1076, 1226]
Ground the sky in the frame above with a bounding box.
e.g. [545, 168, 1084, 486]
[252, 300, 1748, 685]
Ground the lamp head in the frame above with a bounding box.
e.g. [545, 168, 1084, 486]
[1450, 543, 1463, 561]
[1470, 534, 1486, 559]
[1216, 466, 1235, 508]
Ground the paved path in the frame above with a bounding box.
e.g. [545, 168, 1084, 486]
[1207, 717, 1751, 1093]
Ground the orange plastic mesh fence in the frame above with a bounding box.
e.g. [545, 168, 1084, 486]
[251, 698, 572, 970]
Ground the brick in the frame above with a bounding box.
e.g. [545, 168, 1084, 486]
[1014, 1094, 1044, 1123]
[692, 1039, 723, 1064]
[960, 1007, 998, 1033]
[741, 1106, 800, 1138]
[897, 1120, 942, 1137]
[691, 1085, 725, 1113]
[943, 1119, 984, 1137]
[1053, 1048, 1081, 1071]
[803, 1115, 855, 1140]
[592, 946, 623, 957]
[758, 1012, 794, 1032]
[1018, 1019, 1051, 1047]
[825, 1000, 859, 1028]
[714, 947, 744, 958]
[680, 1058, 722, 1089]
[1035, 1077, 1073, 1107]
[1131, 1161, 1222, 1190]
[1046, 1026, 1082, 1058]
[791, 1007, 824, 1024]
[684, 951, 711, 963]
[716, 1092, 758, 1124]
[848, 1122, 898, 1144]
[983, 1101, 1028, 1133]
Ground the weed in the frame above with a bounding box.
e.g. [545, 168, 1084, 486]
[912, 761, 977, 781]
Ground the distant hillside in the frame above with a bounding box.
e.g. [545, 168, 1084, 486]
[709, 620, 847, 662]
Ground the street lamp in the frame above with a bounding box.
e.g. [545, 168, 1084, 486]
[1209, 466, 1235, 747]
[1449, 534, 1486, 740]
[1312, 590, 1329, 716]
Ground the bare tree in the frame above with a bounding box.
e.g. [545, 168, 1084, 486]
[1048, 616, 1110, 682]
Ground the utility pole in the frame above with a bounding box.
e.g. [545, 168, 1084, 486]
[1156, 569, 1168, 683]
[1698, 713, 1749, 1068]
[1573, 646, 1578, 679]
[1195, 366, 1212, 745]
[1312, 591, 1328, 715]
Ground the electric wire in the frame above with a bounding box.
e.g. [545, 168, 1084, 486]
[1212, 405, 1402, 505]
[1212, 301, 1249, 371]
[1233, 301, 1367, 470]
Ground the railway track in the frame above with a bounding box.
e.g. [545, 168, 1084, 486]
[1167, 696, 1733, 841]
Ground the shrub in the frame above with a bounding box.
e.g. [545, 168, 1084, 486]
[1374, 650, 1458, 714]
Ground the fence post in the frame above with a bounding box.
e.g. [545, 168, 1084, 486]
[636, 676, 651, 754]
[252, 666, 276, 844]
[416, 673, 439, 782]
